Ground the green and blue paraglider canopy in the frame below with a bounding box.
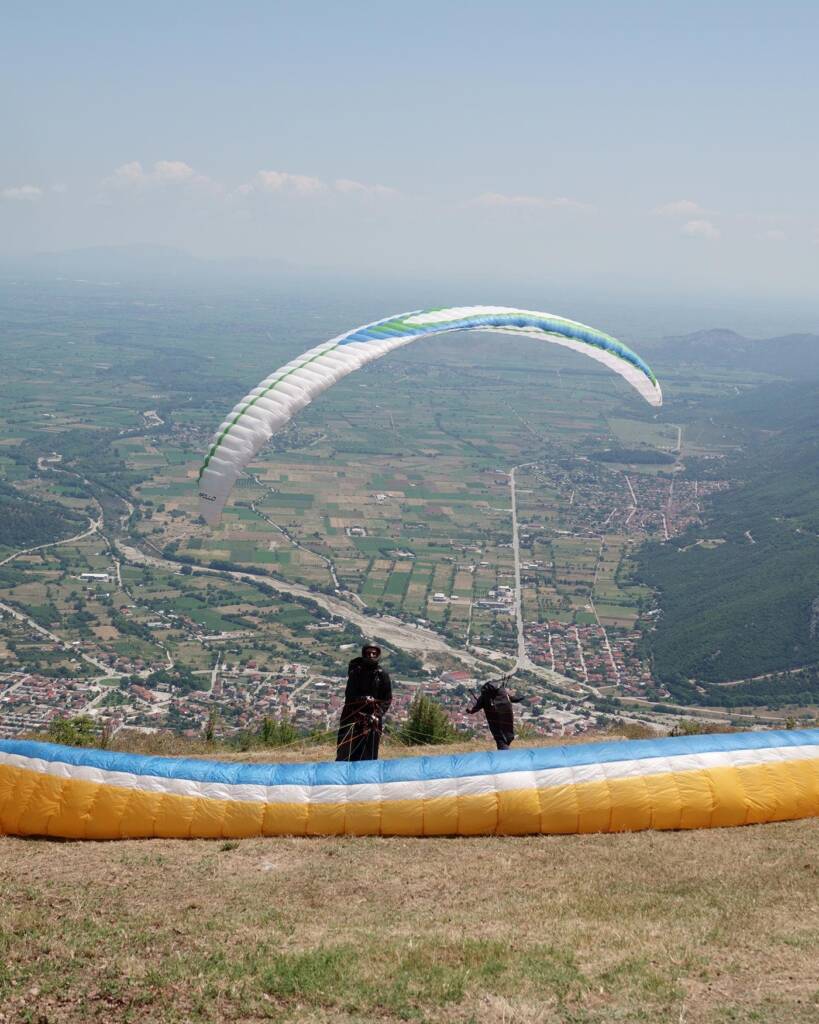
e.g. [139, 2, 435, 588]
[198, 305, 662, 525]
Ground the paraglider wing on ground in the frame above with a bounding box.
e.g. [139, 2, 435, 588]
[1, 729, 818, 839]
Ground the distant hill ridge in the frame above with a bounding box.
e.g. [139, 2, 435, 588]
[647, 328, 819, 378]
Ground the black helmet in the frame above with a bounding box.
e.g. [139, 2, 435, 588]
[361, 643, 381, 657]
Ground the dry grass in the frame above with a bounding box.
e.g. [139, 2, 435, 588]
[100, 723, 661, 763]
[1, 736, 818, 1023]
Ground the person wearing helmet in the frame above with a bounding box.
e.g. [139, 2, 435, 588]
[466, 678, 524, 750]
[335, 643, 393, 761]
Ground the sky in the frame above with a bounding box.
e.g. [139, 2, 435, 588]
[2, 0, 818, 306]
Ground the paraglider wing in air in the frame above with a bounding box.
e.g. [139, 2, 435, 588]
[197, 305, 663, 525]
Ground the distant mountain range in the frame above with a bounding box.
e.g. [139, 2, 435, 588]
[2, 248, 817, 378]
[645, 328, 819, 378]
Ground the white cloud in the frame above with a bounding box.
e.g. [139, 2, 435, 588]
[471, 192, 593, 212]
[106, 161, 147, 187]
[236, 170, 399, 199]
[1, 184, 43, 201]
[334, 178, 399, 197]
[102, 163, 399, 203]
[153, 160, 197, 184]
[654, 199, 707, 218]
[681, 219, 721, 240]
[105, 160, 213, 190]
[237, 170, 325, 197]
[759, 228, 786, 242]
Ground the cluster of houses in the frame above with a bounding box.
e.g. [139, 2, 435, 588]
[527, 621, 654, 691]
[1, 653, 609, 742]
[0, 674, 101, 738]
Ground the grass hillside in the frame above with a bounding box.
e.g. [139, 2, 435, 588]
[1, 737, 818, 1024]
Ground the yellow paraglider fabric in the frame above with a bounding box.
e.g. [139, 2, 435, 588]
[1, 730, 818, 840]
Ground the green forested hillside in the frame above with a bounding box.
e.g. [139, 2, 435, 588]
[635, 382, 819, 687]
[687, 666, 819, 710]
[0, 481, 86, 549]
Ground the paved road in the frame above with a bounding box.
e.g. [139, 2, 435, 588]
[618, 693, 783, 727]
[249, 473, 344, 591]
[504, 463, 599, 696]
[0, 597, 116, 677]
[508, 461, 535, 672]
[0, 514, 102, 568]
[0, 510, 119, 677]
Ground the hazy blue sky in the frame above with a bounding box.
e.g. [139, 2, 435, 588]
[2, 1, 817, 302]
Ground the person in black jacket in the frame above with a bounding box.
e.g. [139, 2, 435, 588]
[335, 643, 392, 762]
[466, 679, 524, 750]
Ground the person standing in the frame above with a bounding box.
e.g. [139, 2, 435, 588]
[466, 679, 524, 750]
[335, 643, 392, 762]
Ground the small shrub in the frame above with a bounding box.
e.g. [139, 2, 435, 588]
[607, 720, 660, 740]
[46, 715, 102, 748]
[396, 694, 458, 746]
[669, 719, 734, 737]
[258, 716, 300, 747]
[204, 710, 218, 743]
